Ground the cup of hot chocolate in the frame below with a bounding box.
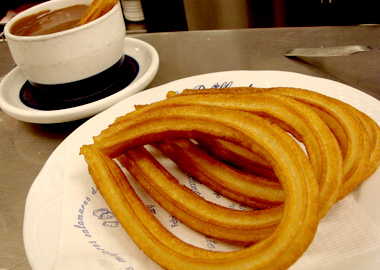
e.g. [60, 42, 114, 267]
[4, 0, 126, 86]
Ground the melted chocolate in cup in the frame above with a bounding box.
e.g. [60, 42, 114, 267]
[20, 55, 139, 110]
[10, 5, 89, 36]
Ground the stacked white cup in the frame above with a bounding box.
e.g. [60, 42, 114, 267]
[121, 0, 145, 22]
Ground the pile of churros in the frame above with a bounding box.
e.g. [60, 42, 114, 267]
[80, 87, 380, 269]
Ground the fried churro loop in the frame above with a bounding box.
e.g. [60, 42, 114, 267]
[111, 92, 342, 217]
[117, 146, 278, 244]
[172, 87, 380, 201]
[83, 105, 319, 270]
[81, 86, 380, 270]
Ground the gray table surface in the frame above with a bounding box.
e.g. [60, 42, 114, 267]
[1, 25, 379, 269]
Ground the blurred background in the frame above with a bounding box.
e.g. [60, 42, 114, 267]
[183, 0, 380, 30]
[1, 0, 379, 34]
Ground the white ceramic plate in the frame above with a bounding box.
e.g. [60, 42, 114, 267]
[23, 71, 380, 269]
[0, 37, 159, 124]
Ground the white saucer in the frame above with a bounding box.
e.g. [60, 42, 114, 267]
[0, 37, 159, 124]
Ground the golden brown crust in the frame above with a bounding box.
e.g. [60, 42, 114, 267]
[108, 92, 342, 217]
[82, 104, 319, 269]
[117, 146, 278, 244]
[81, 86, 380, 270]
[153, 139, 284, 208]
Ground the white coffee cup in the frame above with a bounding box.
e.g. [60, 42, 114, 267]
[4, 0, 126, 86]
